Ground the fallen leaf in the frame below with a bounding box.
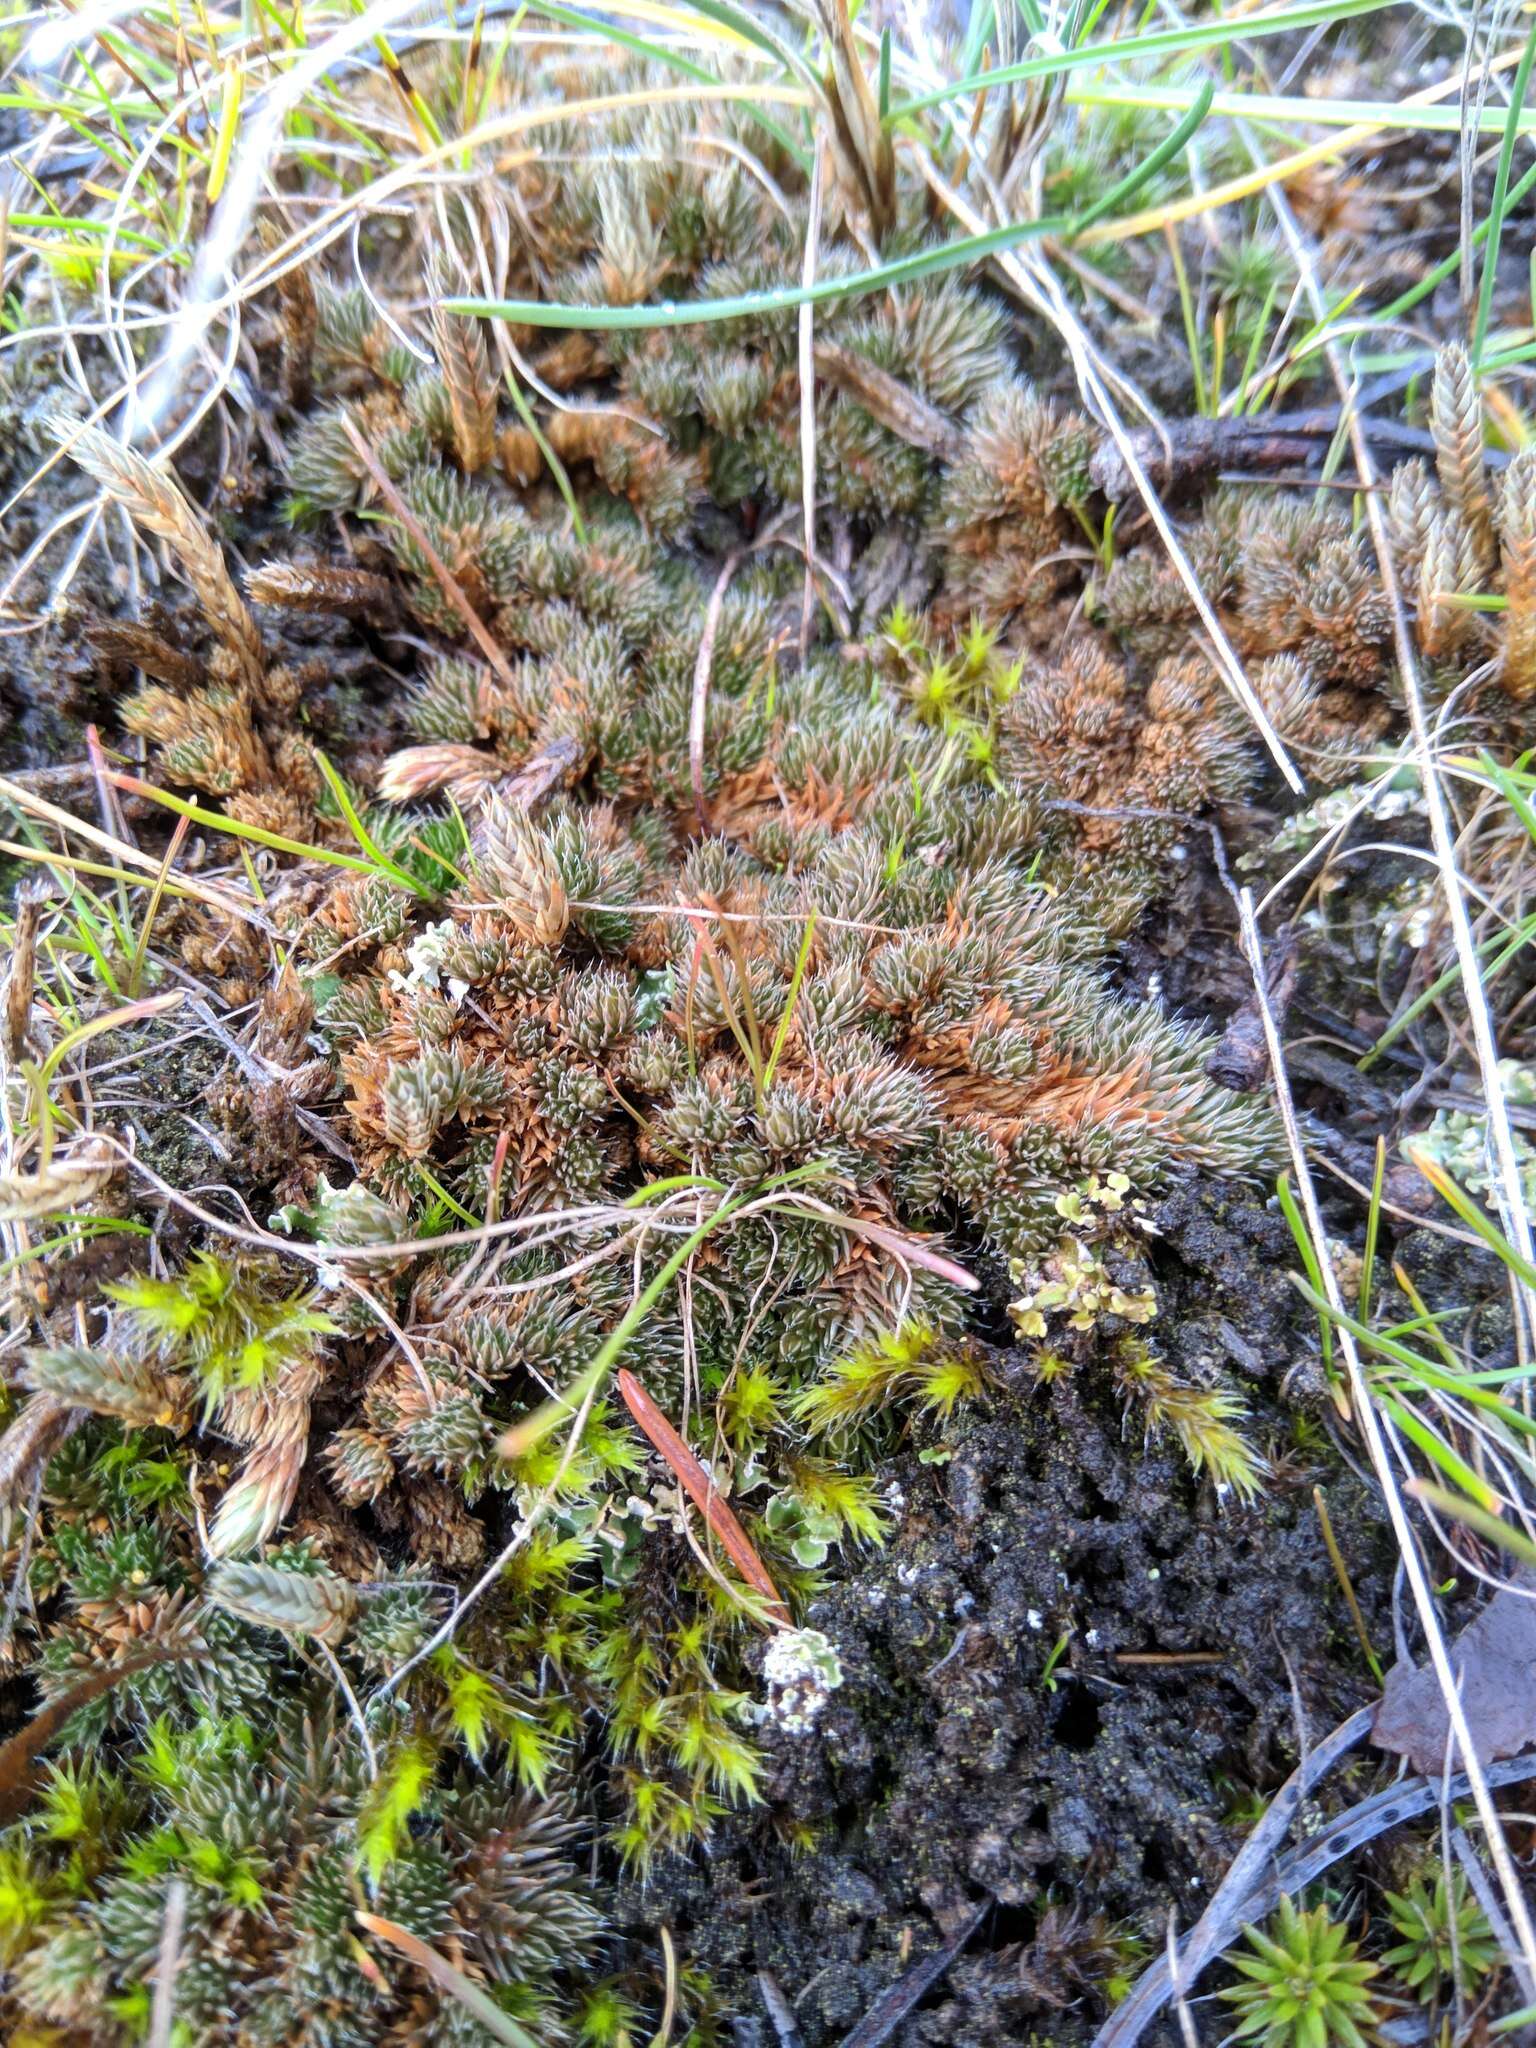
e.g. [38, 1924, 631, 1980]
[1373, 1575, 1536, 1775]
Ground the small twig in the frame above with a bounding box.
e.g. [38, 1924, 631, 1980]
[652, 1927, 679, 2048]
[337, 414, 516, 690]
[1166, 1911, 1201, 2048]
[1110, 1651, 1226, 1668]
[147, 1878, 187, 2048]
[839, 1901, 989, 2048]
[811, 342, 961, 459]
[758, 1971, 807, 2048]
[0, 1642, 208, 1826]
[1313, 1485, 1385, 1684]
[317, 1638, 378, 1779]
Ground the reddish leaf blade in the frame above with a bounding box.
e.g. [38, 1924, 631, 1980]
[617, 1368, 788, 1624]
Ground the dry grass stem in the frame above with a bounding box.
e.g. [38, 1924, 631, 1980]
[48, 419, 267, 699]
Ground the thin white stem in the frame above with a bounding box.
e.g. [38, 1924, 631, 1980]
[1240, 885, 1536, 1985]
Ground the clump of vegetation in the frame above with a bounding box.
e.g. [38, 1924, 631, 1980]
[1221, 1896, 1382, 2048]
[8, 0, 1536, 2036]
[1382, 1868, 1500, 2007]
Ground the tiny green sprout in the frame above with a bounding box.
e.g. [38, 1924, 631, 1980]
[0, 1846, 57, 1965]
[959, 615, 998, 676]
[881, 599, 921, 651]
[988, 655, 1025, 706]
[104, 1983, 154, 2032]
[432, 1648, 516, 1764]
[133, 1717, 186, 1794]
[577, 1982, 644, 2047]
[963, 720, 995, 771]
[1381, 1869, 1499, 2004]
[356, 1735, 439, 1888]
[184, 1836, 265, 1909]
[1221, 1895, 1381, 2048]
[1040, 1628, 1074, 1692]
[718, 1363, 783, 1447]
[783, 1461, 887, 1546]
[120, 1826, 189, 1882]
[914, 658, 962, 723]
[105, 1253, 337, 1412]
[1211, 232, 1293, 307]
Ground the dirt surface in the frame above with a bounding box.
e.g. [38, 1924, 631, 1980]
[614, 1177, 1398, 2046]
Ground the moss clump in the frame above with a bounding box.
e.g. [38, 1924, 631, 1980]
[11, 43, 1449, 2044]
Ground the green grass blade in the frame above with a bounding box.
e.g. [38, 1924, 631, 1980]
[1359, 1138, 1385, 1322]
[521, 0, 810, 169]
[1363, 912, 1535, 1067]
[1278, 1173, 1332, 1371]
[1410, 1482, 1536, 1569]
[891, 0, 1402, 116]
[1407, 1149, 1536, 1288]
[107, 771, 387, 879]
[312, 749, 432, 897]
[502, 1163, 831, 1458]
[1372, 154, 1536, 328]
[1379, 1393, 1502, 1512]
[451, 212, 1067, 329]
[762, 913, 817, 1093]
[1474, 26, 1536, 366]
[1067, 80, 1215, 240]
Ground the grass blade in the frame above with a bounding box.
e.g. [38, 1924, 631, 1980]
[1278, 1173, 1333, 1372]
[1067, 82, 1215, 240]
[312, 748, 431, 897]
[1407, 1149, 1536, 1288]
[1409, 1483, 1536, 1569]
[1473, 26, 1536, 366]
[355, 1915, 539, 2048]
[450, 215, 1067, 329]
[105, 771, 385, 877]
[890, 0, 1402, 116]
[500, 1164, 831, 1458]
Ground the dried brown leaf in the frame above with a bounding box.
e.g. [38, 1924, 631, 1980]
[1373, 1574, 1536, 1774]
